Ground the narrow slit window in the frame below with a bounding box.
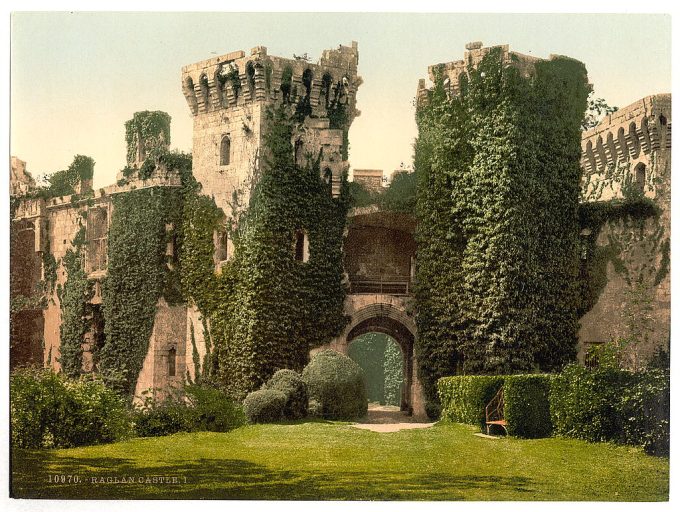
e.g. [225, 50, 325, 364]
[635, 163, 646, 192]
[168, 347, 176, 377]
[294, 229, 309, 263]
[220, 135, 231, 166]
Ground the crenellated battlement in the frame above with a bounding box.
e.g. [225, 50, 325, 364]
[580, 94, 671, 175]
[181, 42, 362, 127]
[183, 42, 362, 212]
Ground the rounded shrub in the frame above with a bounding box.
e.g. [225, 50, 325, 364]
[264, 369, 308, 420]
[243, 389, 287, 424]
[302, 350, 368, 420]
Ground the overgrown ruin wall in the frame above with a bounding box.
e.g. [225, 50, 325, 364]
[578, 94, 671, 366]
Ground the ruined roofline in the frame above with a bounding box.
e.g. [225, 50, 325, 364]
[417, 42, 584, 105]
[181, 42, 362, 118]
[181, 41, 359, 75]
[425, 42, 544, 83]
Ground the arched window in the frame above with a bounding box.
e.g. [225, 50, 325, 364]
[220, 135, 231, 166]
[635, 163, 646, 192]
[294, 229, 309, 263]
[168, 347, 176, 377]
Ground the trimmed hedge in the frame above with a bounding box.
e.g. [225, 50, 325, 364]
[438, 374, 552, 438]
[621, 369, 670, 456]
[550, 364, 669, 455]
[243, 389, 287, 424]
[504, 375, 552, 438]
[302, 350, 368, 420]
[550, 365, 631, 443]
[437, 375, 503, 429]
[263, 369, 308, 420]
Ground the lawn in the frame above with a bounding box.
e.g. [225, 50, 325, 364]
[11, 421, 669, 501]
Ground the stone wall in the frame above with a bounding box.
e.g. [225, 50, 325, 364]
[134, 298, 187, 403]
[578, 94, 671, 367]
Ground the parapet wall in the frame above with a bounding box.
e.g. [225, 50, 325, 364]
[581, 94, 671, 202]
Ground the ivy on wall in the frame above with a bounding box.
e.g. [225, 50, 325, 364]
[181, 104, 350, 400]
[414, 48, 590, 410]
[124, 111, 171, 166]
[58, 227, 92, 378]
[99, 149, 190, 395]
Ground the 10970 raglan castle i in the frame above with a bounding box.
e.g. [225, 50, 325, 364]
[9, 41, 671, 418]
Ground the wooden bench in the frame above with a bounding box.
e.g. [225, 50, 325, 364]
[485, 387, 508, 435]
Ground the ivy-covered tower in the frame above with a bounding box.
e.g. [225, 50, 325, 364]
[181, 43, 362, 216]
[414, 42, 590, 405]
[180, 44, 363, 398]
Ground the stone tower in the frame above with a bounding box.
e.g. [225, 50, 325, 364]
[181, 42, 362, 213]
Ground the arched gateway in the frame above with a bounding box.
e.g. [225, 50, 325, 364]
[315, 206, 427, 418]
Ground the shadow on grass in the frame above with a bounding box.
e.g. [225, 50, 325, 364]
[11, 449, 534, 500]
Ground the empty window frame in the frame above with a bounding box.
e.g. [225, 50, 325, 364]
[220, 135, 231, 166]
[168, 347, 176, 377]
[294, 229, 309, 263]
[86, 207, 108, 273]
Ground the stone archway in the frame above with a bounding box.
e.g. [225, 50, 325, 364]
[347, 316, 414, 412]
[319, 299, 426, 418]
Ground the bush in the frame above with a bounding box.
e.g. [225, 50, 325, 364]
[437, 375, 504, 429]
[504, 375, 552, 438]
[243, 389, 287, 423]
[263, 369, 308, 420]
[620, 369, 669, 455]
[10, 367, 131, 448]
[184, 384, 246, 431]
[133, 398, 191, 437]
[134, 384, 246, 436]
[302, 350, 368, 420]
[550, 365, 669, 454]
[550, 364, 632, 443]
[308, 399, 323, 418]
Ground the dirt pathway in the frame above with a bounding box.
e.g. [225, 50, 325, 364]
[351, 404, 435, 433]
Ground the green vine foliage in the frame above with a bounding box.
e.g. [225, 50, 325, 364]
[181, 104, 350, 400]
[99, 152, 191, 395]
[58, 227, 92, 378]
[414, 49, 590, 407]
[34, 155, 95, 199]
[124, 111, 171, 165]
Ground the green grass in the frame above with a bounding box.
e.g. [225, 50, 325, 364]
[11, 421, 668, 501]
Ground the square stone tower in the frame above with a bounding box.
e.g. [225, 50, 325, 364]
[181, 42, 362, 214]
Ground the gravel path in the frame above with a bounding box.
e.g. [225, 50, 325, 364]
[351, 404, 435, 433]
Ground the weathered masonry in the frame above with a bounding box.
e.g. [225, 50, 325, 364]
[9, 41, 671, 411]
[578, 94, 671, 367]
[181, 42, 361, 216]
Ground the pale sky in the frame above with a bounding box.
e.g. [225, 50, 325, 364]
[10, 12, 672, 189]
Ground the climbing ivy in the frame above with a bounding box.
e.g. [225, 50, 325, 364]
[58, 227, 92, 378]
[124, 111, 171, 165]
[181, 103, 350, 400]
[99, 149, 192, 395]
[414, 48, 590, 409]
